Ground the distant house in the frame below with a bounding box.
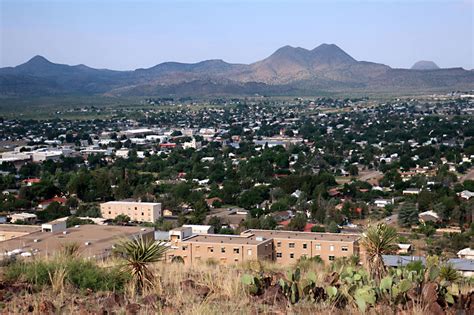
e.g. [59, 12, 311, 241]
[38, 197, 67, 210]
[22, 178, 41, 186]
[374, 198, 393, 208]
[403, 188, 421, 195]
[291, 190, 303, 199]
[418, 210, 440, 224]
[397, 244, 412, 254]
[10, 212, 37, 224]
[382, 255, 474, 277]
[163, 209, 173, 217]
[457, 248, 474, 260]
[270, 210, 292, 222]
[205, 197, 223, 208]
[459, 190, 474, 200]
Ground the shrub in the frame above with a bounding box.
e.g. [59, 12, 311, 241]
[311, 225, 326, 232]
[5, 258, 129, 292]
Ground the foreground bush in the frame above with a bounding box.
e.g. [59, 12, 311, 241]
[5, 258, 129, 292]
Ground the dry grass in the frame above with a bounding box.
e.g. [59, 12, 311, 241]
[2, 258, 473, 314]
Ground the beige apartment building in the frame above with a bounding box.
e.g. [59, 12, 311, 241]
[100, 201, 162, 223]
[167, 228, 360, 265]
[167, 233, 274, 265]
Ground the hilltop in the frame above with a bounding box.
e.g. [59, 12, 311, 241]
[411, 60, 440, 70]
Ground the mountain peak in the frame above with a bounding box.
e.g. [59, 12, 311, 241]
[311, 43, 356, 64]
[26, 55, 52, 65]
[411, 60, 440, 70]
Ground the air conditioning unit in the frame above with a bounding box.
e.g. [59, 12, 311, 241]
[85, 241, 91, 246]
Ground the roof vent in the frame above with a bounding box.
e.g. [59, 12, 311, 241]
[85, 241, 91, 246]
[33, 239, 39, 243]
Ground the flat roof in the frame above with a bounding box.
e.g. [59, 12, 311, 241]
[102, 201, 160, 206]
[244, 229, 360, 242]
[0, 225, 152, 260]
[0, 224, 41, 234]
[182, 234, 269, 246]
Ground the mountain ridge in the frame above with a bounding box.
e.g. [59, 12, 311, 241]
[1, 44, 473, 97]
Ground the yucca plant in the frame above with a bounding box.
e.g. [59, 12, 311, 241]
[361, 223, 398, 282]
[114, 236, 168, 294]
[439, 264, 460, 283]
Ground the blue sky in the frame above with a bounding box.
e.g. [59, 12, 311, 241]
[1, 0, 473, 70]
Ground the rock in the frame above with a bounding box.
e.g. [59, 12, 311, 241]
[194, 284, 211, 299]
[125, 303, 141, 315]
[141, 294, 162, 309]
[39, 300, 56, 314]
[258, 284, 287, 308]
[102, 293, 124, 311]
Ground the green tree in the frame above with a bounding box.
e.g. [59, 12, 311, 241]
[398, 202, 419, 227]
[327, 221, 340, 233]
[287, 213, 307, 231]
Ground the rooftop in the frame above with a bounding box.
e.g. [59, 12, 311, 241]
[182, 234, 270, 245]
[0, 225, 152, 260]
[244, 229, 360, 242]
[0, 224, 41, 234]
[102, 201, 160, 206]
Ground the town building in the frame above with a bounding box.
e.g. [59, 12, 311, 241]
[0, 224, 153, 261]
[457, 248, 474, 260]
[100, 201, 162, 223]
[10, 212, 37, 224]
[166, 228, 360, 265]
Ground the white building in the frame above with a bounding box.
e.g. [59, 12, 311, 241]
[10, 213, 37, 224]
[41, 220, 67, 233]
[457, 248, 474, 260]
[182, 225, 214, 234]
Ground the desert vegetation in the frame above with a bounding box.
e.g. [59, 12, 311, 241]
[1, 233, 473, 314]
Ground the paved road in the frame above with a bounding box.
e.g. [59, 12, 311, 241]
[460, 167, 474, 183]
[379, 214, 398, 226]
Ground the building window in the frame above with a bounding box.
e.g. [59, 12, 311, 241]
[277, 242, 281, 247]
[233, 248, 240, 254]
[108, 211, 111, 214]
[208, 247, 214, 253]
[290, 253, 294, 259]
[234, 259, 239, 262]
[303, 243, 307, 249]
[330, 245, 335, 251]
[247, 249, 252, 256]
[329, 255, 335, 261]
[182, 246, 187, 250]
[276, 252, 282, 258]
[135, 207, 137, 210]
[315, 244, 321, 250]
[289, 243, 295, 248]
[342, 246, 348, 252]
[221, 247, 226, 253]
[141, 212, 144, 216]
